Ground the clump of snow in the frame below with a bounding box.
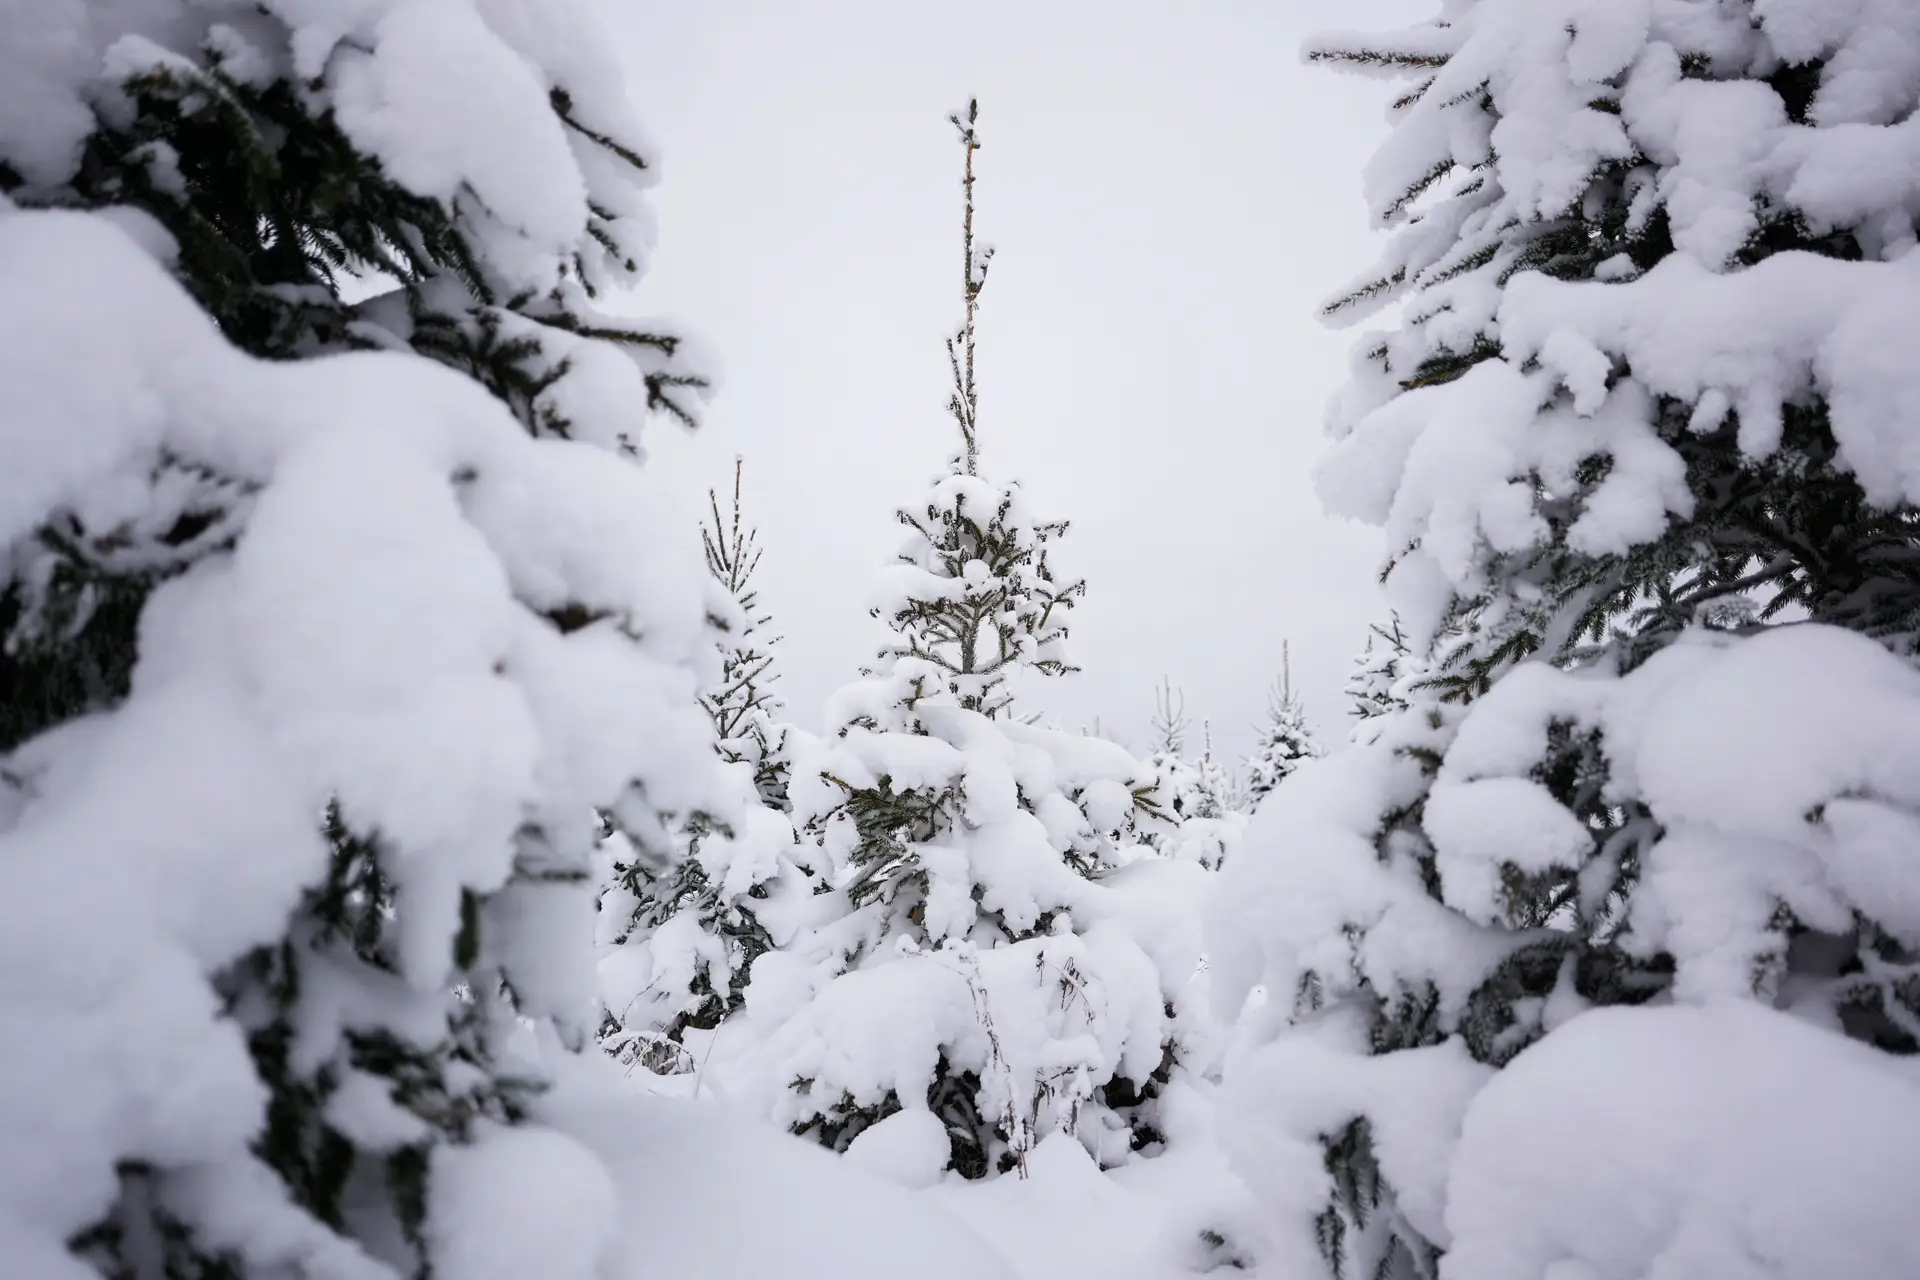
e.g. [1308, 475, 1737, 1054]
[1444, 1002, 1920, 1280]
[1428, 626, 1920, 1000]
[1208, 737, 1516, 1044]
[1218, 1018, 1492, 1273]
[1500, 251, 1920, 501]
[844, 1106, 953, 1189]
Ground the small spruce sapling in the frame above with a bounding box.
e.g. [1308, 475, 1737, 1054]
[1138, 679, 1238, 866]
[599, 459, 812, 1069]
[1243, 642, 1322, 810]
[702, 457, 794, 809]
[1141, 678, 1201, 828]
[1344, 615, 1412, 744]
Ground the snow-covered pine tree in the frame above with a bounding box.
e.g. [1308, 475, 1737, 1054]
[1141, 678, 1204, 823]
[598, 459, 816, 1071]
[1133, 680, 1238, 868]
[1210, 5, 1920, 1277]
[1192, 723, 1241, 821]
[1242, 643, 1321, 811]
[1343, 614, 1412, 743]
[702, 458, 796, 807]
[1150, 677, 1189, 757]
[0, 6, 730, 1276]
[745, 102, 1194, 1182]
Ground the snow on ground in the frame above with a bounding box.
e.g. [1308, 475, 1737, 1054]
[927, 1078, 1250, 1280]
[935, 1135, 1175, 1280]
[625, 1057, 1239, 1280]
[550, 1085, 1020, 1279]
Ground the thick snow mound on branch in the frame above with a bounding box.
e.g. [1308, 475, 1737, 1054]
[0, 0, 661, 293]
[1500, 250, 1920, 502]
[1222, 1026, 1491, 1264]
[845, 1107, 953, 1190]
[746, 928, 1175, 1162]
[1207, 741, 1515, 1042]
[1311, 0, 1920, 591]
[1429, 625, 1920, 1000]
[1443, 1002, 1920, 1280]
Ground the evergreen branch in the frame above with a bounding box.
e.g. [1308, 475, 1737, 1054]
[548, 87, 650, 172]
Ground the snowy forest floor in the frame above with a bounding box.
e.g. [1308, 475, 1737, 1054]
[933, 1129, 1236, 1279]
[632, 1063, 1239, 1278]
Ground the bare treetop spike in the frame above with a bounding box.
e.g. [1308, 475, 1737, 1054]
[945, 97, 993, 475]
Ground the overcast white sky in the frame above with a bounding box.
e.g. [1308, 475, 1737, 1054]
[609, 0, 1428, 761]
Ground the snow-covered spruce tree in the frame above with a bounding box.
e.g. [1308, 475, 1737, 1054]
[1344, 614, 1413, 744]
[743, 102, 1201, 1182]
[1140, 679, 1197, 824]
[1242, 644, 1322, 811]
[1209, 6, 1920, 1278]
[1192, 724, 1241, 821]
[0, 6, 732, 1277]
[597, 459, 817, 1070]
[1136, 681, 1239, 869]
[1140, 679, 1207, 826]
[694, 457, 794, 806]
